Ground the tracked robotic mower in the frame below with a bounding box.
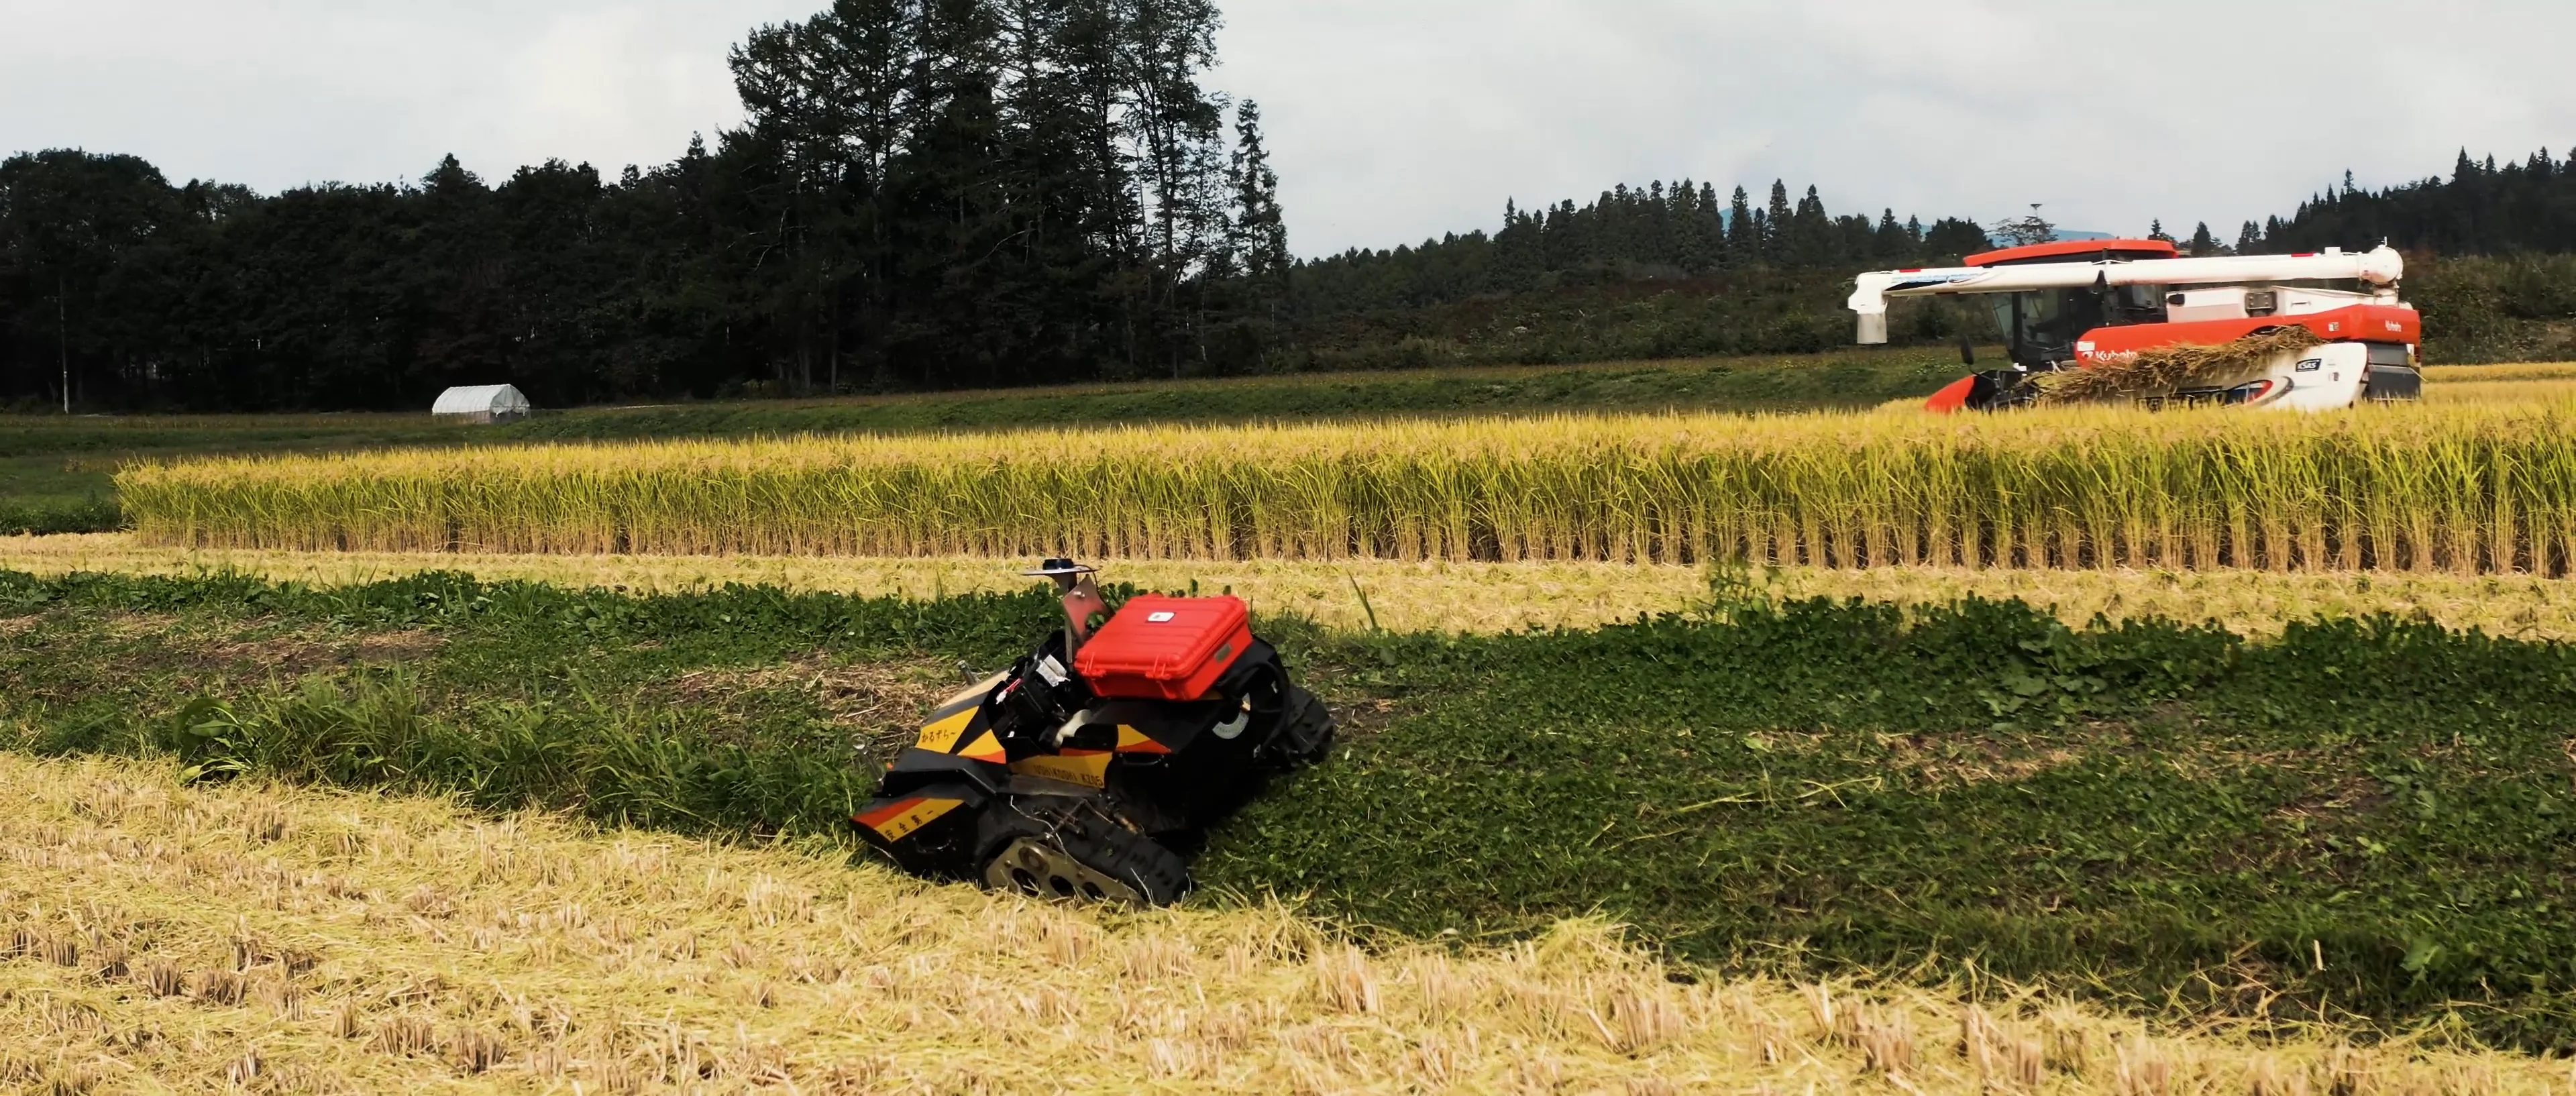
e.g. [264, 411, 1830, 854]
[852, 561, 1334, 906]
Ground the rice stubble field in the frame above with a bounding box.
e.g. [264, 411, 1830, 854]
[17, 532, 2576, 640]
[15, 749, 2560, 1095]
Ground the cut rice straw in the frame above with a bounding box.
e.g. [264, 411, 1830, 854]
[0, 750, 2563, 1094]
[2036, 327, 2325, 404]
[14, 533, 2576, 641]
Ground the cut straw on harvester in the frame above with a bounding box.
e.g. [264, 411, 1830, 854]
[2036, 327, 2325, 405]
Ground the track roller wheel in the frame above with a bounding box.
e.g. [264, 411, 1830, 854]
[977, 806, 1189, 908]
[1261, 685, 1336, 771]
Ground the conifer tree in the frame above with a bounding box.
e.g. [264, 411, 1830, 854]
[1874, 208, 1904, 259]
[2188, 221, 2220, 256]
[1695, 181, 1723, 270]
[1726, 185, 1756, 261]
[1789, 185, 1830, 266]
[1226, 101, 1289, 283]
[1923, 217, 1991, 261]
[1762, 180, 1793, 263]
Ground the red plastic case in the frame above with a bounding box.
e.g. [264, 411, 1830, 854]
[1075, 595, 1254, 701]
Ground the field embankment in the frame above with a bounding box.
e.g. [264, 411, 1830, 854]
[119, 397, 2576, 575]
[9, 570, 2576, 1046]
[12, 751, 2559, 1095]
[18, 533, 2576, 640]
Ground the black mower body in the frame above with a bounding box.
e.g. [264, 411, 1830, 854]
[852, 610, 1332, 903]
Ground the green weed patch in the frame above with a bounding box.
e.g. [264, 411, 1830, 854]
[3, 569, 2573, 1043]
[0, 497, 118, 535]
[1201, 603, 2576, 1044]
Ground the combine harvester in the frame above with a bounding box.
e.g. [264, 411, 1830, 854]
[1847, 239, 2421, 411]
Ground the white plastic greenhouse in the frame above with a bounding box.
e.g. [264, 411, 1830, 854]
[429, 384, 533, 424]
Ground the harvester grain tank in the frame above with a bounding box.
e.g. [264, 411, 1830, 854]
[1847, 239, 2420, 411]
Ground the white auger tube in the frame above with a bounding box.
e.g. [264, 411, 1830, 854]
[1847, 246, 2406, 345]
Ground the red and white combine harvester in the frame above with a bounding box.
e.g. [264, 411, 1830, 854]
[1847, 239, 2421, 412]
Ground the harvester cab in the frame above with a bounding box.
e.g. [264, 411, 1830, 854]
[1847, 239, 2422, 412]
[851, 561, 1335, 907]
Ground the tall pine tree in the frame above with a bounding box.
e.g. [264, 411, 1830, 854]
[1762, 180, 1793, 264]
[1226, 100, 1288, 284]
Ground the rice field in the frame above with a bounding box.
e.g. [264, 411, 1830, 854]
[25, 368, 2576, 1092]
[2, 749, 2561, 1095]
[18, 533, 2576, 640]
[115, 386, 2576, 575]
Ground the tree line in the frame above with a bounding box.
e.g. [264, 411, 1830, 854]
[2259, 148, 2576, 257]
[1286, 180, 1990, 317]
[1301, 147, 2576, 331]
[0, 0, 1288, 411]
[2123, 148, 2576, 260]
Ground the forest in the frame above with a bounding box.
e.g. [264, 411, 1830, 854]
[0, 0, 1293, 410]
[3, 0, 2575, 410]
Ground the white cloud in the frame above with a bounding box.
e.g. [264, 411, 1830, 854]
[1215, 0, 2576, 253]
[3, 0, 2569, 256]
[496, 6, 745, 175]
[0, 0, 812, 188]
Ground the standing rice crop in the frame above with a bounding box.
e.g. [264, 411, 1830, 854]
[116, 396, 2576, 573]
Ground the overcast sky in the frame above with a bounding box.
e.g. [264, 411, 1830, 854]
[5, 1, 2569, 256]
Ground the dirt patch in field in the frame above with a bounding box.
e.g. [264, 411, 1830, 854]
[1903, 746, 2091, 789]
[651, 656, 959, 754]
[1873, 725, 2129, 789]
[1285, 659, 1403, 743]
[188, 630, 445, 675]
[61, 614, 448, 687]
[1318, 693, 1401, 743]
[2266, 775, 2394, 826]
